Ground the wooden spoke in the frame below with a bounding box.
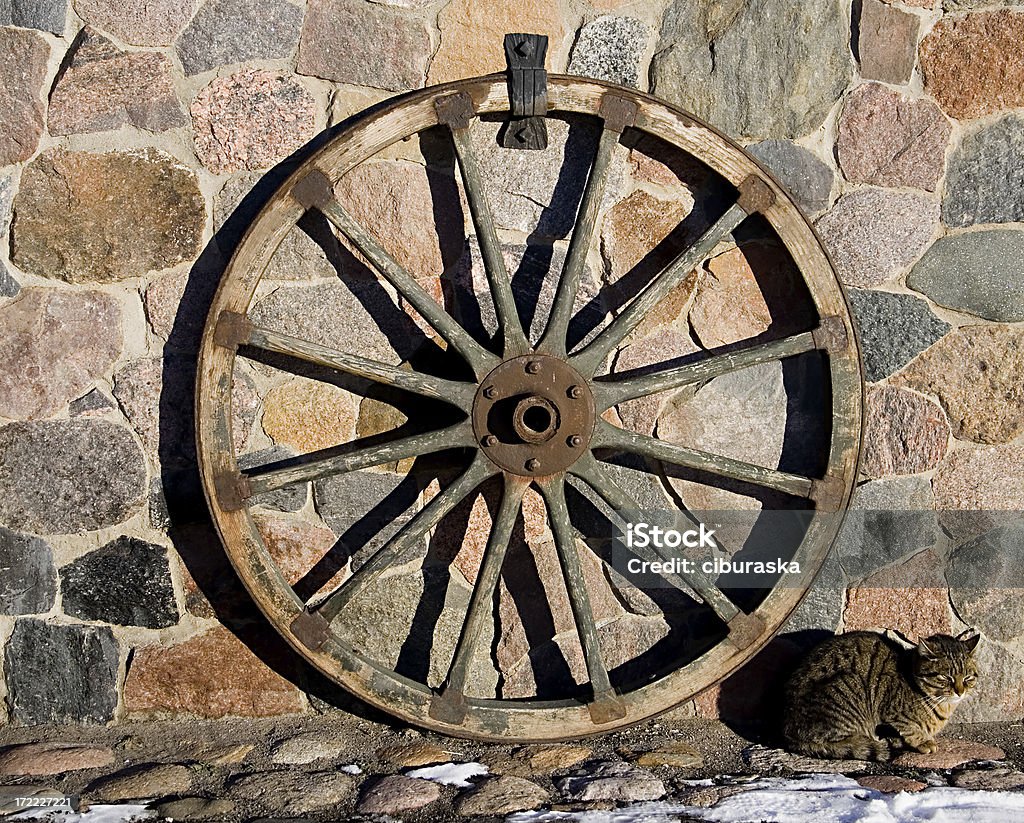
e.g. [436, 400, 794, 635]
[313, 454, 497, 623]
[243, 421, 474, 497]
[539, 475, 626, 723]
[595, 331, 817, 410]
[594, 420, 815, 498]
[571, 203, 748, 377]
[537, 126, 619, 357]
[317, 196, 499, 378]
[245, 325, 476, 410]
[431, 476, 528, 721]
[448, 122, 530, 358]
[569, 453, 739, 623]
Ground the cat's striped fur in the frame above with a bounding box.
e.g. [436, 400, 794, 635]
[783, 630, 980, 761]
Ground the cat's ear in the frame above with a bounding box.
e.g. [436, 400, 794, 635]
[917, 637, 940, 658]
[957, 630, 981, 654]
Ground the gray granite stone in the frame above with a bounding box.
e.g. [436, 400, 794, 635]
[0, 265, 19, 299]
[0, 526, 56, 615]
[61, 536, 179, 628]
[451, 239, 608, 348]
[176, 0, 302, 75]
[568, 16, 650, 88]
[314, 469, 411, 570]
[836, 477, 941, 582]
[815, 189, 939, 287]
[781, 553, 844, 633]
[250, 281, 422, 366]
[69, 388, 116, 417]
[651, 0, 853, 139]
[847, 288, 951, 381]
[944, 115, 1024, 228]
[907, 230, 1024, 323]
[0, 421, 146, 534]
[4, 618, 118, 724]
[948, 520, 1024, 643]
[0, 0, 67, 35]
[748, 140, 833, 215]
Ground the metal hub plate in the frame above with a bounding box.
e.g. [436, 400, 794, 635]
[472, 354, 595, 477]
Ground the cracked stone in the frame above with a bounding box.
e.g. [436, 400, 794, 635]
[0, 526, 56, 616]
[4, 619, 119, 724]
[0, 288, 121, 420]
[191, 70, 316, 174]
[652, 0, 852, 139]
[48, 28, 184, 135]
[837, 83, 951, 192]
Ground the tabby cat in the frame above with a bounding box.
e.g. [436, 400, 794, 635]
[783, 629, 980, 761]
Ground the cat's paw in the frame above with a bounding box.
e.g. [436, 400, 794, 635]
[914, 739, 938, 754]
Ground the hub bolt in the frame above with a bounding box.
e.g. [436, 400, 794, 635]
[525, 360, 543, 375]
[482, 435, 498, 447]
[482, 386, 497, 400]
[568, 385, 583, 399]
[525, 458, 541, 472]
[567, 435, 583, 448]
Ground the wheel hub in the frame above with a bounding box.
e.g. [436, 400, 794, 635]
[472, 355, 595, 477]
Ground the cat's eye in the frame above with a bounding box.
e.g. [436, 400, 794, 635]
[964, 676, 976, 685]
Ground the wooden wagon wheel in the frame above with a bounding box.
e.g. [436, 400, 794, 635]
[196, 68, 863, 740]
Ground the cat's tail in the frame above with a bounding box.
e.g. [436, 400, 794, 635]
[789, 735, 892, 762]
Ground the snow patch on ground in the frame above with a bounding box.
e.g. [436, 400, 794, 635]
[340, 763, 363, 774]
[509, 774, 1024, 823]
[405, 761, 489, 787]
[9, 805, 155, 822]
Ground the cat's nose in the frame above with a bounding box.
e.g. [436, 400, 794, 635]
[954, 680, 965, 695]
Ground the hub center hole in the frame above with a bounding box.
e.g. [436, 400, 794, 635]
[523, 405, 552, 434]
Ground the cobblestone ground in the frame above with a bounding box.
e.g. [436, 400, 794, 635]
[1, 716, 1023, 821]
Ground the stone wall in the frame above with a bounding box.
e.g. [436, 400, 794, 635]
[1, 0, 1023, 727]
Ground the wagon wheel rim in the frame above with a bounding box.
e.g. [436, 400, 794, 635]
[196, 75, 863, 740]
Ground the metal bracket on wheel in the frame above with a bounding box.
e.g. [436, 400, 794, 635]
[500, 33, 548, 150]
